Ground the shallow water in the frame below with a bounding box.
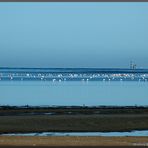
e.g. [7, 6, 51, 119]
[0, 81, 147, 106]
[1, 130, 148, 137]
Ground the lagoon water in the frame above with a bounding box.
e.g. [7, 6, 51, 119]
[0, 80, 147, 106]
[2, 130, 148, 137]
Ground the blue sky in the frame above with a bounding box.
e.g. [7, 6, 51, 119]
[0, 2, 148, 68]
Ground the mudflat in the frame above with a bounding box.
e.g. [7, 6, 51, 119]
[0, 107, 148, 146]
[0, 106, 148, 133]
[0, 136, 148, 146]
[1, 114, 148, 133]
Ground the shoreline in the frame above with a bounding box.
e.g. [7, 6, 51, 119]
[0, 136, 148, 146]
[0, 106, 148, 146]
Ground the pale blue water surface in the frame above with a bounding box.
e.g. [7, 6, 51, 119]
[2, 130, 148, 137]
[0, 81, 147, 106]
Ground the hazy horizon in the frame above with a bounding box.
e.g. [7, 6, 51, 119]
[0, 66, 148, 69]
[0, 2, 148, 68]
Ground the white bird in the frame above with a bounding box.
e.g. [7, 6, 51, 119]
[52, 79, 56, 82]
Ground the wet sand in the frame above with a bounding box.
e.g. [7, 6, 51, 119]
[0, 136, 148, 146]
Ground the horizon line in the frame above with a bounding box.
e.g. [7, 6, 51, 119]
[0, 67, 148, 69]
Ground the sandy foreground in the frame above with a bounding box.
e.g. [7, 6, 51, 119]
[0, 136, 148, 146]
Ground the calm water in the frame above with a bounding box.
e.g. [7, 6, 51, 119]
[0, 80, 147, 106]
[2, 130, 148, 136]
